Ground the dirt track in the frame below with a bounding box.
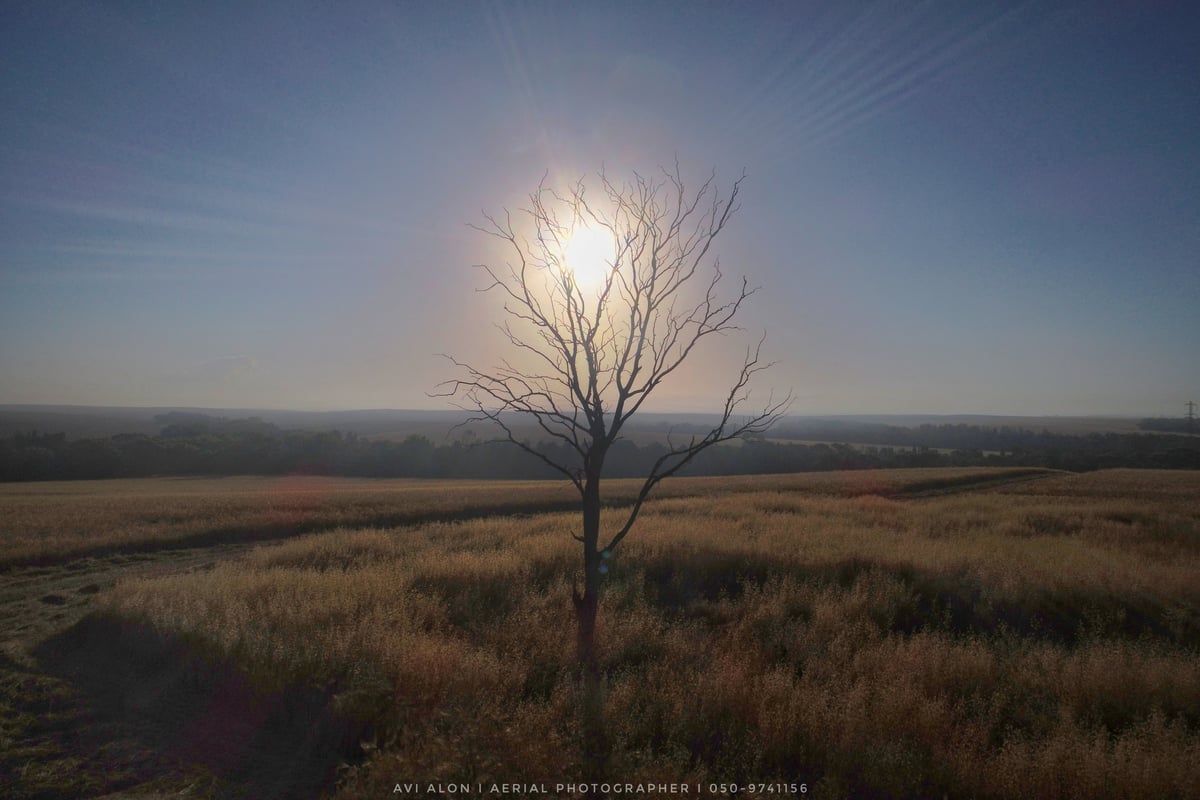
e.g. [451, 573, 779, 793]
[1, 543, 255, 668]
[1, 542, 260, 799]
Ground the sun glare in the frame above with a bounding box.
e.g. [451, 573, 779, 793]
[562, 224, 612, 291]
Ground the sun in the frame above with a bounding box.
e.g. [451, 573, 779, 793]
[562, 223, 612, 290]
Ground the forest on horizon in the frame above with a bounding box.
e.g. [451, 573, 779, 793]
[2, 412, 1197, 482]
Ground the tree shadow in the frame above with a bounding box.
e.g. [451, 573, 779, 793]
[633, 549, 1197, 648]
[33, 612, 375, 799]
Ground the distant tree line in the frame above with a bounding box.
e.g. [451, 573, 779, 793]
[773, 420, 1199, 453]
[1, 413, 1198, 482]
[1139, 417, 1196, 435]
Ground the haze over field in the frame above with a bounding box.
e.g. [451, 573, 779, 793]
[2, 2, 1197, 415]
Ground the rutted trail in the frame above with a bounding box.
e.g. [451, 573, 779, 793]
[1, 542, 257, 666]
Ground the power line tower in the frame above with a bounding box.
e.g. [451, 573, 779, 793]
[1187, 400, 1196, 434]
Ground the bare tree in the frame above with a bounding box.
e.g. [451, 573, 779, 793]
[439, 163, 788, 771]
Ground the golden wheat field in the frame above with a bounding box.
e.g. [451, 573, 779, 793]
[0, 468, 1044, 568]
[3, 467, 1199, 799]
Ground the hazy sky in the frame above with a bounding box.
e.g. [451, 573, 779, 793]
[2, 1, 1197, 416]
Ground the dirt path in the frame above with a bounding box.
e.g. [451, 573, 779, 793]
[1, 542, 258, 799]
[1, 542, 256, 667]
[0, 468, 1063, 661]
[897, 468, 1061, 499]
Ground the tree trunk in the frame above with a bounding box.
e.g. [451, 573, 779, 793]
[574, 472, 607, 779]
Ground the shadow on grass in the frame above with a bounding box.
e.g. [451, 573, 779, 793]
[33, 612, 376, 800]
[632, 549, 1200, 650]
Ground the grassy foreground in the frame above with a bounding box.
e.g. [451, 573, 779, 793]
[21, 468, 1189, 799]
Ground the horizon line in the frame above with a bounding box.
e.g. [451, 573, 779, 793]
[0, 402, 1161, 420]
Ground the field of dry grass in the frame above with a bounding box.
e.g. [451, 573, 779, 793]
[0, 468, 1045, 568]
[2, 467, 1198, 799]
[0, 470, 1190, 800]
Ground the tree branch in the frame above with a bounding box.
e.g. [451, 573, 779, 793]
[441, 164, 788, 546]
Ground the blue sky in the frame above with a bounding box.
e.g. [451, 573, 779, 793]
[1, 1, 1197, 415]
